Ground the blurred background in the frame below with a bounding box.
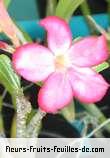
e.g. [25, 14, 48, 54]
[8, 0, 107, 20]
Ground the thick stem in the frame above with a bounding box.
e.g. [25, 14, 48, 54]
[15, 89, 31, 138]
[27, 108, 46, 137]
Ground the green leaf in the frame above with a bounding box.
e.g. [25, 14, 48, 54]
[55, 0, 85, 21]
[4, 0, 11, 8]
[46, 0, 57, 16]
[93, 62, 109, 72]
[0, 55, 20, 95]
[80, 0, 91, 15]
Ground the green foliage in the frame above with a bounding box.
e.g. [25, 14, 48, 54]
[4, 0, 11, 8]
[46, 0, 57, 16]
[0, 54, 20, 95]
[94, 62, 109, 73]
[55, 0, 85, 21]
[80, 0, 90, 15]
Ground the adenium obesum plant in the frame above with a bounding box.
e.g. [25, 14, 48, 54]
[12, 16, 109, 113]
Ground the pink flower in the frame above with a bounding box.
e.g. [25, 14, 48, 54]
[12, 16, 109, 113]
[0, 0, 20, 47]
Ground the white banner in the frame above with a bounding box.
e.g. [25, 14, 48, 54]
[0, 138, 109, 158]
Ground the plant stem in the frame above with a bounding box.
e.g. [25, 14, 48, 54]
[15, 89, 31, 138]
[60, 100, 75, 122]
[46, 0, 57, 16]
[27, 108, 46, 137]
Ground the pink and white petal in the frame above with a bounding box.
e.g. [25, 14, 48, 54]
[38, 72, 73, 113]
[68, 35, 108, 67]
[68, 67, 109, 103]
[39, 16, 72, 55]
[12, 43, 55, 82]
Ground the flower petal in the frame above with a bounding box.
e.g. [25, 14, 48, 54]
[68, 35, 108, 67]
[68, 67, 109, 103]
[0, 0, 20, 47]
[12, 43, 55, 82]
[39, 16, 72, 54]
[38, 72, 73, 113]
